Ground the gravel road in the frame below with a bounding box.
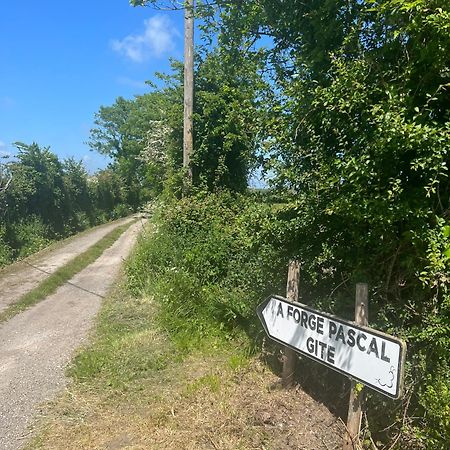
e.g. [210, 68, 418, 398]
[0, 217, 135, 313]
[0, 219, 145, 450]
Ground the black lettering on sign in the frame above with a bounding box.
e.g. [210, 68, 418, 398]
[367, 338, 379, 358]
[347, 328, 356, 347]
[277, 302, 284, 318]
[272, 300, 394, 366]
[316, 316, 324, 335]
[308, 314, 316, 330]
[318, 340, 327, 359]
[327, 345, 335, 364]
[300, 310, 308, 328]
[306, 336, 314, 354]
[287, 305, 293, 319]
[329, 321, 337, 339]
[357, 333, 367, 351]
[306, 337, 336, 365]
[381, 341, 390, 363]
[336, 325, 346, 344]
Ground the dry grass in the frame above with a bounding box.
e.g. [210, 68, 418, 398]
[25, 273, 343, 450]
[28, 351, 343, 450]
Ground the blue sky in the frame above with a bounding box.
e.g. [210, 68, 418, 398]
[0, 1, 185, 172]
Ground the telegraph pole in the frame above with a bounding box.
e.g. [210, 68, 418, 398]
[183, 0, 194, 183]
[132, 0, 194, 183]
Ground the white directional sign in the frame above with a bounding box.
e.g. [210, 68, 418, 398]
[257, 296, 406, 399]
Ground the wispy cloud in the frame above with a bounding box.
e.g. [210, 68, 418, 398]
[111, 15, 180, 63]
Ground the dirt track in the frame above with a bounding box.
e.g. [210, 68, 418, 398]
[0, 217, 135, 313]
[0, 219, 145, 450]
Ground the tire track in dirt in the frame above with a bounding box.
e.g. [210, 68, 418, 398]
[0, 220, 145, 450]
[0, 217, 135, 313]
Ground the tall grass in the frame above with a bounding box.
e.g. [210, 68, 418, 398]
[125, 192, 286, 351]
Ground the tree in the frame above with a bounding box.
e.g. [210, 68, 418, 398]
[62, 158, 94, 225]
[7, 142, 69, 233]
[199, 1, 450, 447]
[0, 154, 12, 215]
[88, 78, 183, 199]
[192, 47, 266, 191]
[0, 155, 12, 194]
[130, 0, 195, 183]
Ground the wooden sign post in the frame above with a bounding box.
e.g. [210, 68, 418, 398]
[282, 260, 300, 388]
[258, 279, 406, 448]
[343, 283, 368, 450]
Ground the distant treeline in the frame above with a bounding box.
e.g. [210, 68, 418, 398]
[0, 142, 143, 266]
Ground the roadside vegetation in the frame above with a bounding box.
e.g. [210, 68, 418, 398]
[121, 1, 450, 446]
[15, 0, 450, 449]
[126, 186, 450, 449]
[0, 142, 146, 267]
[27, 281, 343, 450]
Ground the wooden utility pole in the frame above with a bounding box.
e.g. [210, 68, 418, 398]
[183, 0, 194, 182]
[343, 283, 369, 450]
[282, 260, 300, 388]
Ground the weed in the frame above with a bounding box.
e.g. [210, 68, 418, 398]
[185, 374, 222, 396]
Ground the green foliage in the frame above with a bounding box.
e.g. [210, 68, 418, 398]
[89, 52, 261, 194]
[0, 142, 137, 267]
[7, 142, 69, 234]
[62, 158, 93, 227]
[88, 79, 183, 201]
[126, 192, 286, 349]
[191, 48, 265, 191]
[12, 216, 52, 258]
[0, 225, 13, 266]
[418, 365, 450, 448]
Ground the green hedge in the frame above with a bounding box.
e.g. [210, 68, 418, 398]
[126, 191, 449, 449]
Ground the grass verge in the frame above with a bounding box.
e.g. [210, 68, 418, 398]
[26, 283, 344, 450]
[0, 221, 134, 324]
[22, 198, 343, 449]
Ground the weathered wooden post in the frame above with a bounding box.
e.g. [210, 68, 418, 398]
[258, 282, 405, 449]
[343, 283, 369, 450]
[282, 259, 300, 388]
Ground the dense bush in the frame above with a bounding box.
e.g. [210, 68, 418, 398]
[0, 142, 140, 267]
[126, 192, 286, 347]
[12, 216, 52, 258]
[0, 225, 12, 266]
